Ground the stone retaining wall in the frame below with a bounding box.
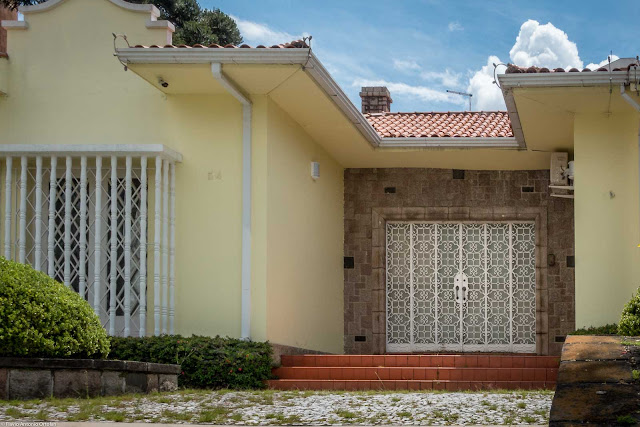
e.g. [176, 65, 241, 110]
[0, 358, 180, 400]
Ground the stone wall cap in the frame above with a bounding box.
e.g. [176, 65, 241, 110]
[0, 357, 180, 374]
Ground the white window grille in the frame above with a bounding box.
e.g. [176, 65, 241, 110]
[0, 145, 181, 337]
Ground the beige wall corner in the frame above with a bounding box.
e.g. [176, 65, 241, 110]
[265, 98, 344, 354]
[574, 112, 640, 328]
[250, 95, 269, 342]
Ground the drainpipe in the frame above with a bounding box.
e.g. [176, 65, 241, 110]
[621, 84, 640, 248]
[211, 63, 252, 340]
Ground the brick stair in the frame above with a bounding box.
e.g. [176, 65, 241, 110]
[268, 354, 559, 391]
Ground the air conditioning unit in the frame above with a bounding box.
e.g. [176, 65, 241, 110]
[549, 153, 574, 199]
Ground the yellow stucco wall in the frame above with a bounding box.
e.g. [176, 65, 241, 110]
[265, 99, 344, 353]
[0, 0, 244, 338]
[574, 112, 640, 327]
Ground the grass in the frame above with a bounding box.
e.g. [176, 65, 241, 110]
[633, 370, 640, 380]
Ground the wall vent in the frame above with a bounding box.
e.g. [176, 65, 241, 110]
[453, 169, 465, 179]
[344, 257, 355, 269]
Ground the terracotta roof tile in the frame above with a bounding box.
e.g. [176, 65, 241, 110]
[365, 111, 513, 138]
[505, 63, 631, 74]
[131, 39, 309, 49]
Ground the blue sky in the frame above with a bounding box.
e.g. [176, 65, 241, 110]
[204, 0, 640, 113]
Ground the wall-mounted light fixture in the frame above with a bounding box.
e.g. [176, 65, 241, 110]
[311, 161, 320, 180]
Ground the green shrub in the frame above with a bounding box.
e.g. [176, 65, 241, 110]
[109, 335, 272, 389]
[0, 257, 110, 358]
[619, 288, 640, 336]
[572, 324, 619, 335]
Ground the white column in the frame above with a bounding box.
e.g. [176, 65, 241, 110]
[169, 162, 176, 334]
[153, 156, 162, 335]
[18, 156, 27, 263]
[161, 159, 169, 334]
[63, 156, 72, 288]
[4, 156, 12, 260]
[79, 156, 88, 300]
[139, 157, 148, 337]
[34, 157, 43, 271]
[93, 156, 103, 316]
[109, 156, 118, 336]
[47, 156, 57, 276]
[123, 156, 132, 337]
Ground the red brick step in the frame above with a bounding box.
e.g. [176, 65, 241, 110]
[267, 379, 556, 391]
[270, 354, 560, 391]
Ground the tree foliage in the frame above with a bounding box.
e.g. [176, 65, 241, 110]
[0, 0, 242, 46]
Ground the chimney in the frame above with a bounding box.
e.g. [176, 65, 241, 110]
[0, 6, 18, 54]
[359, 86, 392, 114]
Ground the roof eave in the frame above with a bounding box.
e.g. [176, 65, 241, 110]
[116, 48, 382, 147]
[497, 70, 639, 150]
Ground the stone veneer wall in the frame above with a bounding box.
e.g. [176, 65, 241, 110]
[0, 358, 180, 400]
[344, 168, 575, 356]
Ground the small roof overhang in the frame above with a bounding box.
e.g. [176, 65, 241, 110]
[498, 69, 640, 152]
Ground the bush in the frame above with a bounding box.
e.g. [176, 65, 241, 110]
[0, 257, 110, 358]
[619, 288, 640, 336]
[109, 335, 272, 389]
[572, 324, 619, 335]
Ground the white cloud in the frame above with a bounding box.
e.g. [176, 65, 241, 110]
[393, 59, 422, 72]
[509, 20, 581, 70]
[448, 21, 463, 32]
[470, 20, 585, 111]
[353, 79, 466, 106]
[467, 56, 505, 110]
[231, 16, 306, 46]
[585, 55, 620, 70]
[421, 69, 462, 88]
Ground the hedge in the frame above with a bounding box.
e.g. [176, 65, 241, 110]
[0, 257, 110, 358]
[619, 287, 640, 336]
[571, 324, 619, 335]
[109, 335, 272, 389]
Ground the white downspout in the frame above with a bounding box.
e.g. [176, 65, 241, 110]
[211, 63, 252, 340]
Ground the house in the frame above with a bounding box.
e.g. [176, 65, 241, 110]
[1, 0, 638, 371]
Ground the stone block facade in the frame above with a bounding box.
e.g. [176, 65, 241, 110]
[344, 168, 575, 356]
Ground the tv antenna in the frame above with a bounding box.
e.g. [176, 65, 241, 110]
[446, 90, 473, 111]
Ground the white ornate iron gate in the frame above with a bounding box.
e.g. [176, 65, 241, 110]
[386, 221, 536, 353]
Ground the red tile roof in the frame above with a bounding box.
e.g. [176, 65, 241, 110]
[131, 39, 309, 49]
[505, 64, 631, 74]
[365, 111, 513, 138]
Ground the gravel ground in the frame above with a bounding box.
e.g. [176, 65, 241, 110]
[0, 389, 553, 425]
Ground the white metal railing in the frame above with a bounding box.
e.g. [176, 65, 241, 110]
[0, 145, 181, 337]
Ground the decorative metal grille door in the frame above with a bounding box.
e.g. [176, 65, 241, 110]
[386, 222, 536, 353]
